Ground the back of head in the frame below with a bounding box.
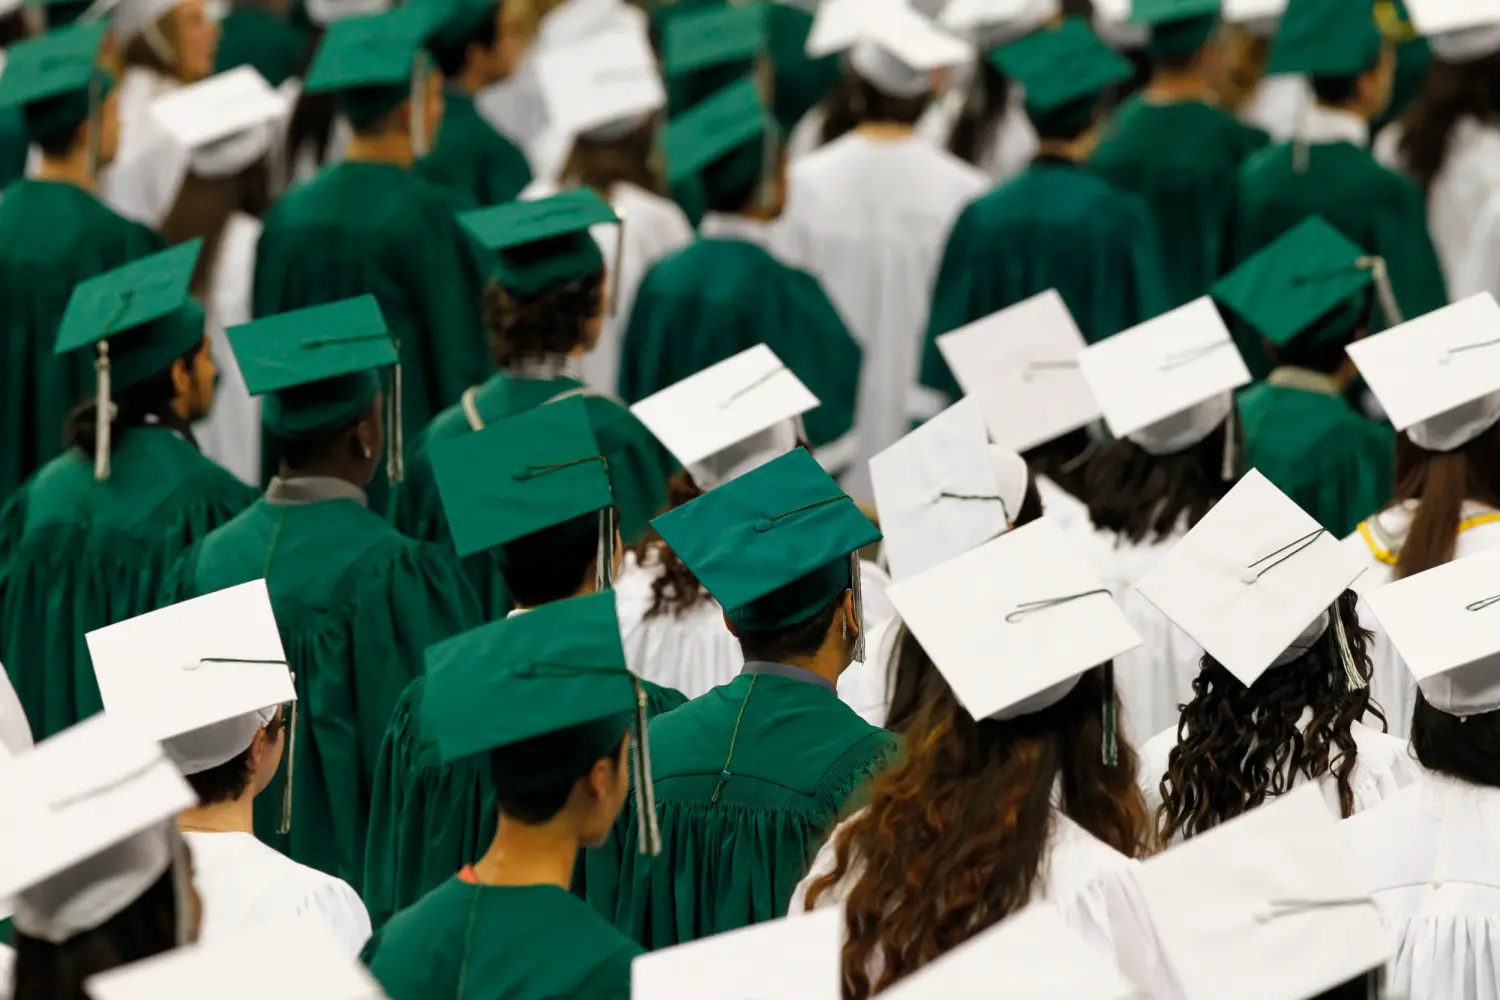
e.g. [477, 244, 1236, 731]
[562, 122, 661, 197]
[1085, 417, 1237, 546]
[497, 509, 602, 608]
[486, 719, 628, 825]
[1411, 691, 1500, 788]
[1390, 423, 1500, 580]
[483, 266, 603, 370]
[159, 161, 274, 296]
[818, 70, 930, 147]
[1271, 289, 1374, 374]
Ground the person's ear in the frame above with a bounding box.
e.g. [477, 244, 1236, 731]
[170, 355, 193, 401]
[352, 419, 375, 462]
[842, 589, 860, 641]
[723, 612, 741, 638]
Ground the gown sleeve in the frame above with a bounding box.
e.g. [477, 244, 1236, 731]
[1049, 854, 1182, 1000]
[1375, 176, 1450, 321]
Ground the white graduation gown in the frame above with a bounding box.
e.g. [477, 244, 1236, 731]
[184, 830, 371, 954]
[1341, 501, 1500, 740]
[101, 67, 186, 226]
[0, 942, 11, 1000]
[1343, 772, 1500, 1000]
[614, 548, 743, 701]
[192, 212, 264, 486]
[835, 613, 901, 728]
[1237, 73, 1313, 142]
[912, 86, 1037, 186]
[781, 132, 988, 503]
[0, 661, 32, 758]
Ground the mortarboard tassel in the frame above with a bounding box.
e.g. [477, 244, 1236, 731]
[849, 552, 867, 663]
[631, 678, 662, 856]
[609, 211, 627, 318]
[169, 832, 195, 947]
[1221, 405, 1239, 482]
[1102, 659, 1118, 768]
[1330, 601, 1365, 692]
[1357, 255, 1404, 329]
[596, 506, 618, 593]
[410, 60, 430, 159]
[756, 56, 779, 214]
[94, 342, 111, 481]
[387, 356, 404, 483]
[278, 687, 298, 835]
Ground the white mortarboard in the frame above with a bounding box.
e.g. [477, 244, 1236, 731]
[1091, 0, 1149, 47]
[871, 397, 1018, 582]
[1135, 469, 1366, 688]
[1133, 783, 1390, 1000]
[1406, 0, 1500, 62]
[630, 343, 815, 488]
[84, 925, 389, 1000]
[935, 289, 1103, 453]
[0, 715, 196, 944]
[1344, 292, 1500, 453]
[806, 0, 906, 56]
[152, 67, 289, 178]
[888, 518, 1141, 721]
[1222, 0, 1287, 32]
[879, 903, 1146, 1000]
[535, 25, 665, 142]
[631, 907, 843, 1000]
[304, 0, 390, 27]
[112, 0, 180, 43]
[808, 0, 971, 98]
[87, 579, 293, 776]
[1364, 546, 1500, 717]
[1078, 296, 1250, 457]
[939, 0, 1061, 45]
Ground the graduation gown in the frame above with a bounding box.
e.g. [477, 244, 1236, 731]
[1090, 98, 1269, 307]
[615, 548, 743, 702]
[0, 179, 164, 501]
[0, 427, 256, 740]
[918, 160, 1172, 405]
[193, 213, 263, 486]
[364, 878, 642, 1000]
[585, 667, 900, 949]
[213, 4, 310, 86]
[390, 369, 673, 620]
[616, 236, 862, 459]
[161, 482, 481, 888]
[417, 90, 534, 208]
[1238, 372, 1394, 540]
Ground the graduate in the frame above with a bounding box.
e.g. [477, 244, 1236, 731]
[1340, 293, 1500, 738]
[160, 296, 481, 888]
[213, 0, 311, 87]
[415, 0, 534, 206]
[1346, 548, 1500, 1000]
[587, 448, 900, 947]
[792, 519, 1175, 1000]
[1090, 0, 1270, 307]
[365, 397, 684, 930]
[1133, 470, 1417, 844]
[362, 593, 649, 1000]
[617, 78, 863, 472]
[1230, 0, 1446, 377]
[632, 909, 843, 1000]
[781, 3, 985, 504]
[917, 18, 1171, 409]
[1214, 217, 1395, 538]
[0, 243, 255, 741]
[0, 716, 201, 1000]
[0, 23, 164, 502]
[88, 581, 371, 954]
[391, 188, 671, 619]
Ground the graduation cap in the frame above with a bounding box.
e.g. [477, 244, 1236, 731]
[54, 239, 205, 481]
[1077, 296, 1250, 474]
[887, 518, 1141, 761]
[1135, 469, 1366, 689]
[660, 75, 778, 211]
[0, 714, 197, 945]
[303, 0, 391, 28]
[988, 17, 1132, 127]
[935, 289, 1104, 453]
[421, 592, 662, 855]
[458, 187, 619, 300]
[418, 0, 498, 62]
[535, 25, 665, 143]
[1133, 783, 1390, 1000]
[632, 908, 844, 1000]
[871, 397, 1025, 582]
[807, 0, 971, 99]
[1267, 0, 1384, 77]
[1130, 0, 1220, 58]
[939, 0, 1061, 47]
[1221, 0, 1286, 33]
[652, 448, 881, 643]
[304, 9, 433, 147]
[662, 2, 769, 78]
[1408, 0, 1500, 62]
[0, 22, 110, 146]
[108, 0, 184, 43]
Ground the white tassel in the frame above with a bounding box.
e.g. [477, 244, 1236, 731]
[410, 61, 429, 159]
[387, 360, 404, 483]
[1359, 256, 1405, 329]
[1331, 602, 1365, 691]
[94, 342, 111, 481]
[1221, 405, 1238, 482]
[596, 507, 617, 593]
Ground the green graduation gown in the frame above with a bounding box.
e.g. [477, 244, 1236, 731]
[362, 671, 686, 931]
[1239, 373, 1394, 539]
[0, 427, 256, 740]
[364, 878, 642, 1000]
[390, 371, 674, 620]
[1090, 98, 1269, 308]
[617, 238, 862, 452]
[0, 180, 165, 502]
[213, 5, 310, 86]
[586, 667, 900, 949]
[918, 160, 1173, 404]
[160, 484, 482, 888]
[417, 90, 533, 208]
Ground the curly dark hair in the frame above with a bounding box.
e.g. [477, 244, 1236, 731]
[1084, 413, 1238, 546]
[633, 471, 711, 620]
[804, 662, 1148, 998]
[1156, 590, 1387, 843]
[483, 267, 604, 369]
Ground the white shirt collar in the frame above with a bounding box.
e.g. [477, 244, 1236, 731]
[1296, 104, 1370, 149]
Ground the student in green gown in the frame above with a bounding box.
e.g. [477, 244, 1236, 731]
[918, 18, 1172, 407]
[214, 0, 310, 86]
[364, 592, 651, 1000]
[0, 23, 166, 502]
[617, 77, 863, 472]
[1091, 0, 1270, 308]
[392, 188, 672, 618]
[415, 0, 533, 206]
[366, 397, 684, 929]
[0, 243, 255, 741]
[1214, 217, 1395, 537]
[587, 448, 901, 948]
[1230, 0, 1446, 378]
[160, 297, 481, 888]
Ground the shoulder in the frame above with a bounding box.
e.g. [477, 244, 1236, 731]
[1042, 813, 1137, 902]
[613, 182, 694, 237]
[1348, 721, 1419, 801]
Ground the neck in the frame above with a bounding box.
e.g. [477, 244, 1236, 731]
[36, 152, 95, 192]
[279, 461, 365, 487]
[854, 121, 914, 141]
[1034, 136, 1092, 162]
[1144, 69, 1217, 104]
[470, 815, 579, 889]
[454, 66, 486, 98]
[782, 648, 847, 687]
[345, 131, 415, 168]
[178, 796, 255, 835]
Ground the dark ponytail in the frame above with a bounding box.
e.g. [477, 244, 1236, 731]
[946, 62, 1011, 167]
[62, 339, 205, 457]
[1389, 424, 1500, 580]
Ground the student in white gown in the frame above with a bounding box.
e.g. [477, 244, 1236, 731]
[1344, 546, 1500, 1000]
[782, 4, 984, 504]
[791, 520, 1175, 1000]
[86, 583, 370, 955]
[1132, 470, 1417, 847]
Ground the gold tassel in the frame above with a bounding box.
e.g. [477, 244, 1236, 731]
[410, 60, 429, 159]
[94, 342, 111, 481]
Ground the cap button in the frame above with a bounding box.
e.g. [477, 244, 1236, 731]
[753, 517, 774, 533]
[1239, 567, 1260, 585]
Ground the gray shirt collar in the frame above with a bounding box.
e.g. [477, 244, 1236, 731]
[740, 661, 837, 694]
[264, 475, 369, 508]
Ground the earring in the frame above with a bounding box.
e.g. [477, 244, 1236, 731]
[360, 442, 372, 461]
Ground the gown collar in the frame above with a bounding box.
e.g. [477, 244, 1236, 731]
[1267, 366, 1343, 398]
[1296, 105, 1370, 149]
[264, 475, 369, 507]
[699, 212, 782, 251]
[503, 355, 583, 382]
[740, 661, 837, 694]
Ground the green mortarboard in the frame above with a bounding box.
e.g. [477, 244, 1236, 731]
[413, 0, 496, 58]
[661, 75, 773, 192]
[0, 22, 110, 143]
[26, 0, 94, 28]
[1131, 0, 1220, 58]
[429, 395, 615, 558]
[227, 295, 397, 440]
[1212, 216, 1374, 349]
[458, 188, 616, 298]
[304, 10, 423, 126]
[1267, 0, 1383, 77]
[651, 447, 881, 632]
[662, 2, 768, 78]
[988, 18, 1132, 121]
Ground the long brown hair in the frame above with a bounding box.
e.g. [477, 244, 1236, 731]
[1387, 425, 1500, 580]
[1396, 52, 1500, 195]
[1156, 590, 1385, 843]
[633, 471, 711, 619]
[804, 661, 1148, 998]
[560, 120, 661, 197]
[159, 161, 273, 298]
